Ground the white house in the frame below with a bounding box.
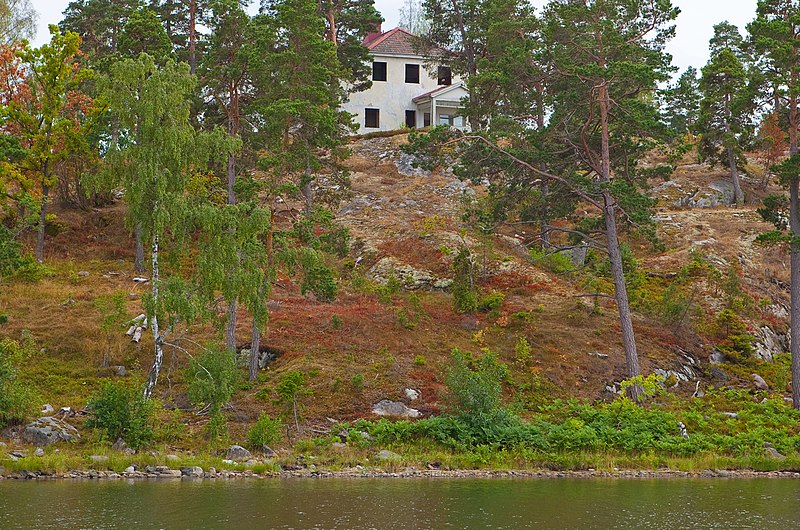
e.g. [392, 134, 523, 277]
[342, 26, 469, 134]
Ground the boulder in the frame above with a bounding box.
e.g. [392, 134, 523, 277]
[226, 445, 252, 461]
[752, 374, 769, 391]
[753, 326, 788, 363]
[404, 388, 421, 401]
[710, 366, 729, 382]
[372, 399, 420, 419]
[375, 449, 401, 462]
[22, 417, 80, 446]
[367, 257, 452, 290]
[40, 404, 54, 415]
[34, 448, 44, 457]
[181, 466, 203, 477]
[765, 442, 786, 459]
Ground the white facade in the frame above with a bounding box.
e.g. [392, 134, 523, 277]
[341, 28, 467, 134]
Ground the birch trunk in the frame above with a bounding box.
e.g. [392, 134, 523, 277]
[789, 91, 800, 409]
[35, 180, 49, 263]
[143, 234, 163, 400]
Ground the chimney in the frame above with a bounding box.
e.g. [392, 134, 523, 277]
[364, 23, 382, 45]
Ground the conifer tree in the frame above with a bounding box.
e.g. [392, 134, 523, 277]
[749, 0, 800, 408]
[696, 22, 752, 205]
[664, 67, 700, 135]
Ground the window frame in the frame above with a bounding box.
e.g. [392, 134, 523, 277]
[364, 108, 380, 129]
[437, 66, 452, 86]
[405, 63, 420, 84]
[372, 61, 387, 82]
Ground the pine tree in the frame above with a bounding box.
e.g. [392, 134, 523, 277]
[664, 67, 700, 135]
[696, 22, 752, 205]
[748, 0, 800, 408]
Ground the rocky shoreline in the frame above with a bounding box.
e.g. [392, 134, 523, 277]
[2, 467, 800, 481]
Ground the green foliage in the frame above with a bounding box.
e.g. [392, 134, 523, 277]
[0, 336, 39, 426]
[86, 381, 156, 449]
[330, 315, 343, 329]
[376, 274, 402, 303]
[444, 348, 511, 430]
[186, 349, 239, 441]
[477, 290, 505, 316]
[514, 336, 532, 365]
[350, 373, 365, 393]
[0, 225, 36, 280]
[413, 355, 427, 366]
[248, 413, 282, 450]
[275, 370, 311, 430]
[618, 374, 665, 403]
[299, 255, 338, 302]
[451, 247, 478, 313]
[529, 248, 575, 274]
[714, 309, 755, 364]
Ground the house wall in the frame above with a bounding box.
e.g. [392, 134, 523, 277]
[342, 54, 459, 134]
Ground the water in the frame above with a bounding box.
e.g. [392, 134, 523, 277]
[1, 477, 800, 529]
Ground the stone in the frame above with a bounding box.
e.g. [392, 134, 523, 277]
[753, 326, 788, 363]
[34, 448, 44, 457]
[331, 442, 347, 449]
[375, 449, 401, 462]
[40, 404, 54, 415]
[372, 399, 420, 419]
[226, 445, 252, 461]
[111, 438, 128, 452]
[722, 412, 738, 419]
[159, 469, 183, 478]
[77, 271, 90, 277]
[90, 455, 109, 463]
[124, 466, 135, 473]
[181, 466, 203, 477]
[752, 374, 769, 391]
[166, 454, 178, 461]
[112, 365, 128, 377]
[709, 366, 729, 382]
[9, 450, 26, 458]
[709, 350, 726, 365]
[22, 417, 80, 446]
[404, 388, 421, 401]
[765, 442, 786, 459]
[367, 257, 451, 291]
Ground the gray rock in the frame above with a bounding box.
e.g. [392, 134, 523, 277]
[372, 399, 420, 419]
[710, 366, 729, 382]
[90, 455, 109, 463]
[404, 388, 421, 401]
[181, 466, 203, 477]
[753, 326, 788, 363]
[112, 365, 128, 377]
[166, 454, 178, 461]
[357, 431, 374, 442]
[765, 442, 786, 459]
[752, 374, 769, 391]
[709, 350, 726, 365]
[77, 271, 90, 277]
[159, 469, 183, 478]
[34, 448, 44, 457]
[375, 449, 402, 462]
[226, 445, 252, 461]
[331, 442, 347, 449]
[22, 417, 80, 446]
[367, 257, 451, 291]
[9, 450, 26, 458]
[124, 466, 135, 473]
[40, 404, 54, 415]
[722, 412, 738, 419]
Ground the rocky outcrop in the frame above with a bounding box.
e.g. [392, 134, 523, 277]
[22, 417, 80, 446]
[368, 257, 451, 290]
[372, 399, 420, 418]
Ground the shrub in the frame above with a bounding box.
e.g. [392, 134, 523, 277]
[331, 315, 343, 330]
[514, 337, 532, 365]
[444, 348, 511, 429]
[451, 248, 478, 313]
[0, 337, 39, 426]
[248, 413, 282, 449]
[351, 373, 365, 393]
[529, 247, 575, 274]
[413, 354, 427, 366]
[301, 264, 338, 302]
[86, 381, 155, 449]
[186, 349, 239, 442]
[276, 371, 311, 432]
[477, 290, 505, 316]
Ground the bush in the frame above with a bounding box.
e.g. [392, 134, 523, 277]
[86, 381, 155, 449]
[248, 413, 282, 449]
[529, 247, 575, 274]
[0, 337, 39, 426]
[477, 290, 505, 316]
[444, 348, 511, 429]
[451, 248, 478, 313]
[301, 264, 338, 302]
[186, 349, 239, 442]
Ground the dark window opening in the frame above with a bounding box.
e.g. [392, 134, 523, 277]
[365, 108, 380, 128]
[372, 61, 387, 82]
[405, 64, 420, 83]
[405, 110, 416, 128]
[423, 112, 431, 127]
[438, 66, 452, 85]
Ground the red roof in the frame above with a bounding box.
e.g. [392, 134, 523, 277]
[365, 28, 420, 56]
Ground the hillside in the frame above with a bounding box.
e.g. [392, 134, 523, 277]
[0, 134, 793, 457]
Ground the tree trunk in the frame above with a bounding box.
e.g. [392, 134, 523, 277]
[724, 95, 744, 204]
[249, 212, 274, 381]
[599, 80, 642, 401]
[225, 298, 237, 353]
[143, 234, 163, 400]
[189, 0, 197, 75]
[789, 92, 800, 409]
[35, 180, 49, 263]
[134, 223, 145, 274]
[303, 167, 313, 215]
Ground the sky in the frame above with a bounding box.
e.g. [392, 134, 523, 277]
[30, 0, 758, 75]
